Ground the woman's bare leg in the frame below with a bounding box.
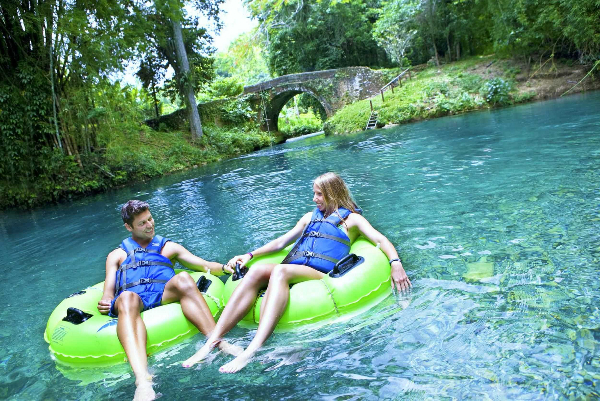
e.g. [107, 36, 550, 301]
[220, 264, 324, 373]
[183, 264, 276, 367]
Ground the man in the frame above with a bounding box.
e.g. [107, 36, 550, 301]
[97, 200, 240, 401]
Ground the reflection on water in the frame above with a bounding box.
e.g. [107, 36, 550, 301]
[1, 92, 599, 399]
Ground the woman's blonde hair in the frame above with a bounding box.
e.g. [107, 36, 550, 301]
[313, 172, 359, 216]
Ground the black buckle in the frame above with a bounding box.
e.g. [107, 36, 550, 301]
[139, 260, 149, 266]
[139, 278, 151, 284]
[304, 251, 315, 258]
[308, 231, 321, 237]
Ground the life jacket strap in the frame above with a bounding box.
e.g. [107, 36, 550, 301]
[131, 247, 160, 254]
[118, 260, 173, 272]
[116, 278, 169, 295]
[284, 251, 339, 265]
[302, 230, 350, 246]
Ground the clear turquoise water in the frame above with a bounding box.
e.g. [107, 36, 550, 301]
[1, 91, 599, 400]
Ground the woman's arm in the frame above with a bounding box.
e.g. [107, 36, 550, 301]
[347, 214, 412, 293]
[227, 212, 312, 268]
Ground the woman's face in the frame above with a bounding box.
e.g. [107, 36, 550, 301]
[313, 183, 326, 212]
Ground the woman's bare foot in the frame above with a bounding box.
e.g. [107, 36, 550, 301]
[219, 350, 254, 374]
[133, 379, 155, 401]
[218, 341, 243, 357]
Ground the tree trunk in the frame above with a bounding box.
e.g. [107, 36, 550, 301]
[432, 38, 440, 66]
[171, 20, 203, 139]
[151, 77, 160, 119]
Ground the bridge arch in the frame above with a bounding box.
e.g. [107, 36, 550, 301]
[243, 67, 393, 132]
[265, 85, 333, 131]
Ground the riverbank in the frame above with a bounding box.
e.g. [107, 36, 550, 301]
[2, 56, 598, 210]
[323, 56, 600, 134]
[0, 122, 275, 210]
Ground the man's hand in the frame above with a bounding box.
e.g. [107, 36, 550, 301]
[97, 298, 113, 315]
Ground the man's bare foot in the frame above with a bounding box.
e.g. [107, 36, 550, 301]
[219, 350, 254, 374]
[218, 341, 243, 357]
[133, 379, 155, 401]
[182, 338, 222, 368]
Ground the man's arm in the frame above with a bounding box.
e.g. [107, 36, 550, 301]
[163, 242, 229, 276]
[97, 249, 124, 314]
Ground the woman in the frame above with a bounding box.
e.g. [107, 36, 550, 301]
[182, 172, 411, 373]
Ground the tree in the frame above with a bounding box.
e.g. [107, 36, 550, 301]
[172, 18, 203, 138]
[373, 0, 419, 66]
[247, 0, 391, 76]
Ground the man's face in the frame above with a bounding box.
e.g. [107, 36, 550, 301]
[125, 209, 155, 241]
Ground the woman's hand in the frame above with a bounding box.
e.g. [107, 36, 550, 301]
[97, 297, 113, 315]
[391, 260, 411, 293]
[227, 253, 253, 269]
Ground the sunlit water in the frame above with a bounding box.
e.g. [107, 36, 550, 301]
[1, 92, 600, 400]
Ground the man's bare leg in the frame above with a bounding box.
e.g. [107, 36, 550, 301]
[182, 265, 275, 367]
[220, 264, 323, 373]
[114, 292, 156, 401]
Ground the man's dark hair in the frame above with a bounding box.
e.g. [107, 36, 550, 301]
[121, 200, 150, 226]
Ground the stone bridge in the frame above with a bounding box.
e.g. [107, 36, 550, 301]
[145, 66, 395, 133]
[244, 67, 392, 131]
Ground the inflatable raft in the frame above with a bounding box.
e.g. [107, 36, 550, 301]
[44, 271, 223, 366]
[224, 237, 391, 327]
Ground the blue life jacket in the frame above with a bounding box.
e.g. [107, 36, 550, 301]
[283, 207, 360, 273]
[114, 235, 175, 297]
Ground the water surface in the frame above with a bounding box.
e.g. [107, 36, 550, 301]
[1, 92, 599, 399]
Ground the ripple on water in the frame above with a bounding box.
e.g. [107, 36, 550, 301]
[2, 92, 600, 399]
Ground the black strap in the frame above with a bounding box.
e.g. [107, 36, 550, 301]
[301, 230, 351, 246]
[118, 260, 173, 271]
[284, 250, 339, 265]
[116, 278, 169, 294]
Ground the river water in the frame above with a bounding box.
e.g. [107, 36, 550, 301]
[1, 92, 599, 400]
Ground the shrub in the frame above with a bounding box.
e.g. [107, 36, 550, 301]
[209, 77, 244, 98]
[481, 77, 512, 105]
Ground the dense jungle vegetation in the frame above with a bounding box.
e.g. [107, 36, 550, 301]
[1, 0, 599, 209]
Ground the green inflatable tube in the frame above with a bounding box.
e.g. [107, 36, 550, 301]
[44, 270, 223, 366]
[223, 237, 391, 327]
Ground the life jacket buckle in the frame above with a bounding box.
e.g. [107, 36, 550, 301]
[139, 260, 150, 266]
[138, 278, 151, 284]
[304, 251, 315, 258]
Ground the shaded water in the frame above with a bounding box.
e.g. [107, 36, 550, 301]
[1, 92, 600, 399]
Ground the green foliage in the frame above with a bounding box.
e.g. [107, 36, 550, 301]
[325, 60, 524, 135]
[209, 77, 244, 98]
[278, 107, 323, 139]
[249, 0, 392, 75]
[213, 31, 272, 85]
[451, 74, 484, 93]
[372, 0, 418, 66]
[218, 97, 255, 124]
[481, 78, 512, 105]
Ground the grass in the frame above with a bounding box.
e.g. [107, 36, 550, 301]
[324, 57, 538, 135]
